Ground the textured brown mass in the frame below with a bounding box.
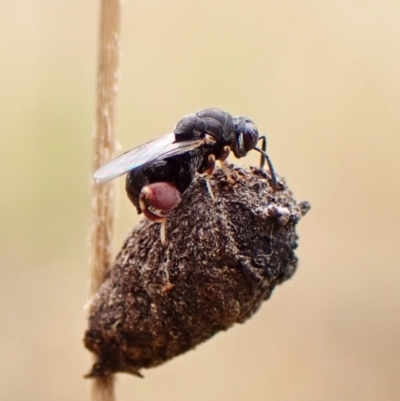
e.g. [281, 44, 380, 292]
[84, 165, 310, 377]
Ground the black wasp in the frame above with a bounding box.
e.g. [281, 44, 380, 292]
[95, 108, 277, 242]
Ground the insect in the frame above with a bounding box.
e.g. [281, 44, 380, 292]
[94, 108, 277, 241]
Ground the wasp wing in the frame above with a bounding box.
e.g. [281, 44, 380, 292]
[94, 133, 203, 183]
[154, 139, 204, 160]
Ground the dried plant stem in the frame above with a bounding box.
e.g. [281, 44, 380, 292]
[89, 0, 121, 400]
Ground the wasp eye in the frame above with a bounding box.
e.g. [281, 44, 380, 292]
[242, 122, 259, 152]
[232, 117, 259, 158]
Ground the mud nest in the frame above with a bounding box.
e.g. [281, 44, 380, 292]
[84, 165, 310, 377]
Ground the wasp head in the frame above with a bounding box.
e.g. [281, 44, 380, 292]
[232, 117, 259, 158]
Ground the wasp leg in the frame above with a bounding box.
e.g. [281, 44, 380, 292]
[159, 220, 166, 246]
[204, 133, 217, 145]
[139, 182, 182, 244]
[140, 182, 182, 216]
[205, 154, 216, 201]
[218, 145, 231, 172]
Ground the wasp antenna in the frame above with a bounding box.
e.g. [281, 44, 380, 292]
[257, 136, 266, 169]
[254, 147, 278, 190]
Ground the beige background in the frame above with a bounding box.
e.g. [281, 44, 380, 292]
[1, 1, 399, 400]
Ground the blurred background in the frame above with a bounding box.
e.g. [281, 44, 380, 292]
[1, 1, 399, 400]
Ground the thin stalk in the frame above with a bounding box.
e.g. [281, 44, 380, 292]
[89, 0, 121, 400]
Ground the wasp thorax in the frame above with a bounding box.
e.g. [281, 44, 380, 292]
[84, 165, 310, 378]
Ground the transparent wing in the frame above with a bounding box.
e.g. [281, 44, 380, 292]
[94, 133, 203, 183]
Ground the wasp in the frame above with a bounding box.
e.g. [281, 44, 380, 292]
[95, 108, 277, 242]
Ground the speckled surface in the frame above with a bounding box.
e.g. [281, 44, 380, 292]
[84, 165, 309, 377]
